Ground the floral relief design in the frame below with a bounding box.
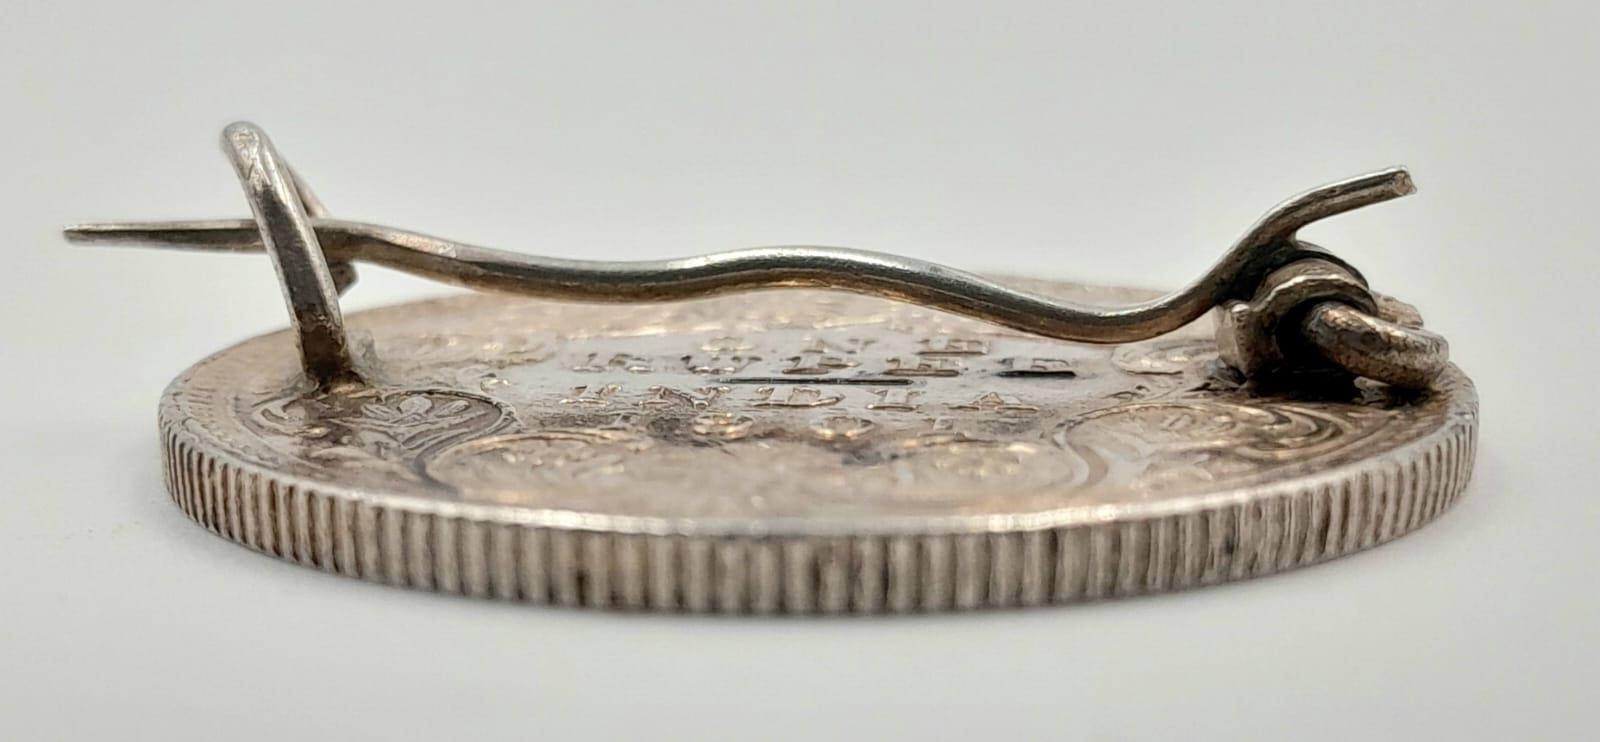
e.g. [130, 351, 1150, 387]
[249, 388, 511, 477]
[1110, 338, 1220, 375]
[1053, 397, 1441, 493]
[201, 283, 1458, 517]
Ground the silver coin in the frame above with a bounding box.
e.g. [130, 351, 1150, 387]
[162, 280, 1477, 613]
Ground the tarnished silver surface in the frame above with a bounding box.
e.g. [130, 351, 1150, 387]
[161, 285, 1477, 612]
[73, 123, 1476, 612]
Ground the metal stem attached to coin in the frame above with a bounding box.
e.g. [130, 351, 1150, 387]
[65, 124, 1476, 613]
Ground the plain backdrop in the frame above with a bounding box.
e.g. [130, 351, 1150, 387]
[4, 2, 1597, 740]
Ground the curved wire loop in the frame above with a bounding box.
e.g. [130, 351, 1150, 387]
[65, 123, 1448, 389]
[219, 123, 359, 388]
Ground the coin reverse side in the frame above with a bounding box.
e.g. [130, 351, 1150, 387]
[162, 280, 1477, 612]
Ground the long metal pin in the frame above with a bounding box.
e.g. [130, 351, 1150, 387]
[64, 169, 1415, 347]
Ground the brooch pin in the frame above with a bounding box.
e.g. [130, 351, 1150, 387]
[66, 123, 1475, 613]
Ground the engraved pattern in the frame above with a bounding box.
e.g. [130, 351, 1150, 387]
[247, 388, 510, 481]
[1111, 338, 1219, 375]
[160, 280, 1477, 611]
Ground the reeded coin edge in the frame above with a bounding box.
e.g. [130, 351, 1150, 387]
[159, 389, 1477, 614]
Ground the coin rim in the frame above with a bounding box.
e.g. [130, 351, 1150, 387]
[154, 294, 1477, 611]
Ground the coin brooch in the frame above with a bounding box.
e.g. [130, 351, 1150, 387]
[66, 123, 1476, 613]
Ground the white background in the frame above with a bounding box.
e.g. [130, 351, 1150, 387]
[4, 2, 1596, 739]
